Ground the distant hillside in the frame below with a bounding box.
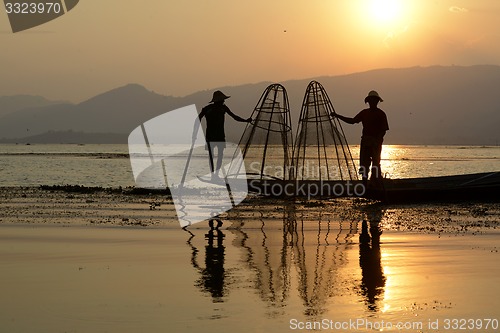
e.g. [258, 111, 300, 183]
[0, 84, 184, 140]
[1, 65, 499, 145]
[0, 95, 66, 117]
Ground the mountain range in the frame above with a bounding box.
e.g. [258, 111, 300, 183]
[1, 65, 499, 145]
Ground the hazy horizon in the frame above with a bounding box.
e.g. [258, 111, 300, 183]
[2, 1, 500, 102]
[4, 64, 499, 102]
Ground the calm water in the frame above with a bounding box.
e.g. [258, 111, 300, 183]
[0, 144, 498, 187]
[1, 216, 499, 333]
[0, 144, 499, 332]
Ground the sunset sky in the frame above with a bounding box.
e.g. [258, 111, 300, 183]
[1, 0, 500, 102]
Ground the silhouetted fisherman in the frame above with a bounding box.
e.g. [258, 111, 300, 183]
[332, 91, 389, 186]
[198, 91, 252, 180]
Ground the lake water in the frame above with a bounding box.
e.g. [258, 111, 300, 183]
[0, 144, 498, 187]
[0, 144, 499, 332]
[1, 217, 499, 333]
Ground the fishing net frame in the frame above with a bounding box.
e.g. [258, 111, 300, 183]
[291, 81, 358, 181]
[231, 83, 294, 180]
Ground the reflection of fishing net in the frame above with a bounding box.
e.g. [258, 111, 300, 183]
[230, 206, 360, 316]
[234, 84, 293, 180]
[292, 81, 358, 181]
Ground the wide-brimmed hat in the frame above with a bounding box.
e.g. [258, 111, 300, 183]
[210, 90, 230, 103]
[364, 90, 383, 103]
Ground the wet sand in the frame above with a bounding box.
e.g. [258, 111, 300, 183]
[0, 187, 499, 332]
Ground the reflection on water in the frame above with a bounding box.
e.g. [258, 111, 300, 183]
[183, 203, 499, 328]
[2, 202, 499, 332]
[186, 219, 228, 303]
[359, 219, 385, 312]
[379, 145, 500, 179]
[358, 205, 386, 312]
[186, 206, 393, 318]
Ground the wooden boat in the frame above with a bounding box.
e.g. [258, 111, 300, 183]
[366, 171, 500, 203]
[245, 171, 500, 203]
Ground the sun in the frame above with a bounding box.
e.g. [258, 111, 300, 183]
[369, 0, 403, 25]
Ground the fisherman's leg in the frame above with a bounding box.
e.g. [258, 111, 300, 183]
[207, 142, 215, 174]
[359, 143, 370, 185]
[370, 143, 383, 180]
[215, 144, 224, 177]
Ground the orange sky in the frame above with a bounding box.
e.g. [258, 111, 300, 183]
[1, 0, 500, 102]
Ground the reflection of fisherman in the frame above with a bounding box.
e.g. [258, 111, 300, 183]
[359, 219, 385, 311]
[332, 91, 389, 186]
[198, 91, 252, 180]
[189, 219, 227, 302]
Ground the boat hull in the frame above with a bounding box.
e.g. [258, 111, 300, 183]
[245, 172, 500, 203]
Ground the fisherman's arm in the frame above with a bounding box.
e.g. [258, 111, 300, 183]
[198, 107, 207, 121]
[331, 112, 357, 124]
[226, 108, 252, 123]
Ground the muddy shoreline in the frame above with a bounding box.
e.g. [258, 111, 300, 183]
[0, 186, 498, 235]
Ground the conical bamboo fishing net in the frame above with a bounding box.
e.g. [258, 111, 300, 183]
[234, 84, 293, 180]
[291, 81, 358, 181]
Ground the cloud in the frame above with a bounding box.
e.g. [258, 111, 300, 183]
[449, 6, 469, 13]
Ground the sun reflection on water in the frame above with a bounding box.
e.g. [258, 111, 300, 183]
[377, 145, 500, 179]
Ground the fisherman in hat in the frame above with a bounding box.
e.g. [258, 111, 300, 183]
[198, 90, 252, 180]
[331, 91, 389, 186]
